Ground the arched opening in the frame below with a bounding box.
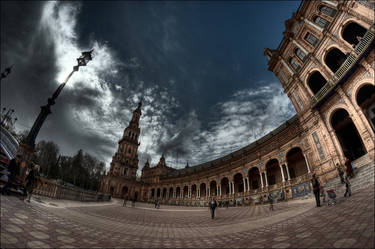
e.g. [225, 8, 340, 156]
[191, 184, 197, 198]
[265, 159, 282, 186]
[162, 188, 167, 198]
[325, 48, 347, 73]
[200, 183, 206, 197]
[286, 147, 308, 179]
[157, 188, 161, 198]
[295, 48, 306, 62]
[121, 186, 128, 197]
[169, 187, 173, 198]
[289, 57, 301, 72]
[221, 177, 229, 195]
[342, 22, 367, 46]
[210, 181, 217, 196]
[233, 173, 244, 193]
[356, 84, 375, 132]
[183, 186, 188, 198]
[176, 187, 180, 198]
[331, 108, 366, 161]
[248, 167, 261, 190]
[151, 188, 155, 198]
[110, 187, 114, 196]
[308, 71, 327, 95]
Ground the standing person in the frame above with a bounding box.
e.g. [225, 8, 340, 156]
[336, 164, 345, 184]
[1, 155, 21, 195]
[123, 195, 127, 207]
[157, 200, 160, 209]
[209, 198, 217, 219]
[25, 164, 40, 202]
[344, 174, 352, 197]
[345, 157, 354, 178]
[267, 192, 274, 211]
[154, 200, 158, 208]
[311, 174, 321, 207]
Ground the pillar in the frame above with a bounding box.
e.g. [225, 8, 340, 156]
[285, 163, 291, 180]
[303, 153, 311, 173]
[243, 177, 247, 192]
[228, 181, 232, 195]
[280, 164, 285, 182]
[246, 177, 250, 192]
[207, 187, 210, 197]
[219, 185, 222, 196]
[232, 182, 235, 194]
[260, 172, 264, 188]
[264, 171, 268, 187]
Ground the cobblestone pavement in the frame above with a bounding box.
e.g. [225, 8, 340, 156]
[1, 184, 373, 248]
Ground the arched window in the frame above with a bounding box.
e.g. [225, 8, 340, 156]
[304, 32, 319, 46]
[319, 5, 336, 17]
[308, 71, 327, 95]
[314, 16, 330, 28]
[295, 48, 306, 62]
[342, 22, 367, 46]
[290, 57, 301, 71]
[325, 47, 347, 73]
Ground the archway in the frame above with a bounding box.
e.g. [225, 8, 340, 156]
[342, 22, 367, 46]
[176, 187, 181, 198]
[162, 188, 167, 198]
[183, 186, 188, 198]
[169, 187, 173, 198]
[191, 184, 197, 198]
[248, 167, 261, 190]
[331, 108, 366, 160]
[151, 188, 155, 198]
[200, 183, 206, 197]
[210, 180, 217, 196]
[110, 187, 114, 196]
[265, 159, 282, 186]
[157, 188, 161, 198]
[308, 71, 327, 95]
[233, 173, 244, 193]
[121, 186, 128, 197]
[356, 84, 375, 131]
[286, 147, 308, 178]
[221, 177, 229, 195]
[325, 48, 346, 73]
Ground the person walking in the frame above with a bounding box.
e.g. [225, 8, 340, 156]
[209, 198, 217, 219]
[311, 174, 321, 207]
[336, 163, 345, 184]
[25, 164, 40, 202]
[154, 200, 158, 208]
[1, 155, 21, 195]
[267, 192, 274, 211]
[345, 157, 354, 178]
[344, 174, 352, 197]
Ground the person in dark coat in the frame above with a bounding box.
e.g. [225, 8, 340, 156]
[1, 155, 21, 195]
[268, 192, 274, 211]
[311, 174, 321, 207]
[209, 199, 217, 219]
[344, 174, 352, 197]
[336, 163, 345, 184]
[345, 157, 354, 178]
[25, 164, 40, 202]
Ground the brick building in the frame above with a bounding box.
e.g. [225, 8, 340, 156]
[100, 0, 374, 205]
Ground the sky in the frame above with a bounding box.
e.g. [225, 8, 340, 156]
[1, 1, 300, 175]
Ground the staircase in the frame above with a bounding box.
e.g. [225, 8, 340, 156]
[323, 154, 374, 196]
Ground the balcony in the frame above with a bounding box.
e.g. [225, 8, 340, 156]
[310, 24, 375, 107]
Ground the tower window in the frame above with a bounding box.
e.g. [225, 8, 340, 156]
[314, 16, 330, 29]
[289, 58, 301, 72]
[295, 48, 306, 62]
[319, 5, 336, 17]
[304, 32, 319, 46]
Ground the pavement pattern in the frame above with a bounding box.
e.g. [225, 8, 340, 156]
[1, 183, 374, 248]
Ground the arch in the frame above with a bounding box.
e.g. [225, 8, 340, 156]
[308, 71, 327, 95]
[313, 15, 330, 29]
[330, 108, 366, 160]
[162, 188, 167, 198]
[210, 180, 217, 196]
[233, 173, 244, 193]
[157, 188, 161, 198]
[286, 147, 308, 178]
[151, 188, 155, 198]
[342, 22, 367, 46]
[110, 186, 115, 196]
[220, 177, 230, 195]
[121, 186, 128, 197]
[191, 184, 197, 198]
[183, 186, 188, 198]
[169, 187, 173, 198]
[325, 47, 347, 73]
[200, 183, 206, 197]
[356, 84, 375, 131]
[248, 167, 261, 190]
[265, 159, 282, 185]
[176, 187, 181, 198]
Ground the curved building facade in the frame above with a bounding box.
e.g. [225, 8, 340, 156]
[100, 0, 375, 205]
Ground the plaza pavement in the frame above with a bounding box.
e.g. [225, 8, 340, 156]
[1, 183, 373, 248]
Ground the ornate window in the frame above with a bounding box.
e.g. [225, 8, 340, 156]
[289, 57, 301, 72]
[319, 5, 336, 17]
[314, 16, 330, 29]
[295, 48, 306, 62]
[304, 32, 319, 46]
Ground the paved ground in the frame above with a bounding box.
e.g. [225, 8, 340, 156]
[1, 184, 373, 248]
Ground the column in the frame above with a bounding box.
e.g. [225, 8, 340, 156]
[228, 182, 232, 195]
[285, 163, 291, 181]
[216, 185, 219, 196]
[303, 154, 311, 173]
[243, 178, 247, 192]
[280, 164, 285, 182]
[260, 173, 264, 188]
[198, 189, 200, 198]
[264, 171, 268, 187]
[207, 187, 210, 197]
[219, 185, 222, 196]
[232, 182, 235, 194]
[246, 177, 250, 192]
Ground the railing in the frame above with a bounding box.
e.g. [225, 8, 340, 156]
[33, 177, 111, 202]
[310, 24, 375, 106]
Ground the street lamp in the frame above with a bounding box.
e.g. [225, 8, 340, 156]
[23, 50, 93, 149]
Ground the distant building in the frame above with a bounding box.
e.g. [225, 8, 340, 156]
[101, 0, 374, 205]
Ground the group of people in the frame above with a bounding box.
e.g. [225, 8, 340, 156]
[122, 196, 137, 207]
[1, 154, 40, 202]
[312, 157, 354, 207]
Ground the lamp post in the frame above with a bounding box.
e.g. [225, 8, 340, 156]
[23, 50, 93, 149]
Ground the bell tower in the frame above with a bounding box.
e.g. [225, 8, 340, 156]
[109, 102, 142, 179]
